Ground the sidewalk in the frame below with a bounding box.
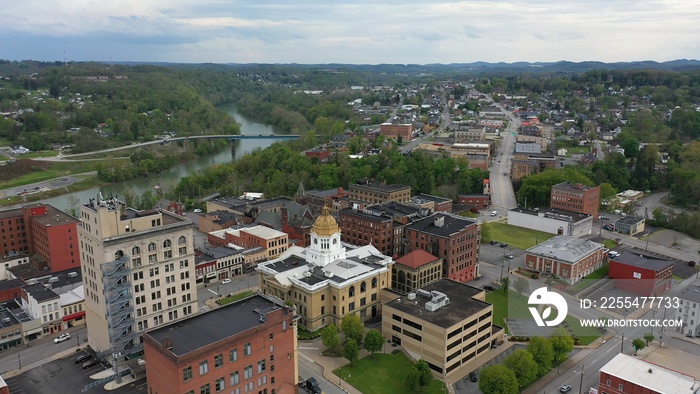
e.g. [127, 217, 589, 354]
[3, 345, 81, 379]
[299, 337, 365, 394]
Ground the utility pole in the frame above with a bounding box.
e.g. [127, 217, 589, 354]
[620, 333, 624, 353]
[499, 259, 505, 282]
[651, 310, 656, 335]
[578, 364, 584, 394]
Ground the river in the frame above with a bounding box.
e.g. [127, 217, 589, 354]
[34, 105, 286, 212]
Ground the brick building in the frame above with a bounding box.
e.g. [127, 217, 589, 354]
[458, 195, 490, 210]
[305, 148, 331, 161]
[207, 225, 288, 261]
[349, 179, 411, 205]
[550, 182, 600, 218]
[608, 251, 673, 297]
[598, 353, 699, 394]
[392, 250, 443, 294]
[525, 236, 605, 285]
[300, 187, 351, 216]
[406, 213, 480, 282]
[144, 294, 298, 394]
[199, 211, 253, 234]
[379, 122, 413, 140]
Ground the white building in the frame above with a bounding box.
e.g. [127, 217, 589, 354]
[508, 208, 593, 237]
[675, 281, 700, 337]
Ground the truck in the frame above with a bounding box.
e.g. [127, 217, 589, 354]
[299, 376, 321, 394]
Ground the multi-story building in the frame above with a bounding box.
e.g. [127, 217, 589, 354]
[339, 208, 393, 256]
[608, 251, 673, 297]
[550, 182, 601, 218]
[0, 204, 80, 273]
[675, 280, 700, 337]
[349, 179, 411, 205]
[21, 284, 61, 335]
[198, 211, 252, 233]
[411, 194, 452, 213]
[510, 159, 540, 181]
[379, 122, 413, 141]
[78, 196, 198, 357]
[598, 353, 700, 394]
[144, 294, 298, 394]
[392, 250, 443, 294]
[453, 126, 486, 142]
[207, 225, 288, 262]
[382, 279, 505, 381]
[197, 246, 245, 282]
[300, 187, 351, 216]
[257, 207, 393, 331]
[406, 213, 480, 282]
[525, 236, 605, 285]
[458, 195, 490, 210]
[517, 134, 549, 150]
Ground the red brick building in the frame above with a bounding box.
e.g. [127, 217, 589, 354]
[406, 213, 480, 282]
[550, 182, 600, 218]
[379, 123, 413, 141]
[598, 353, 697, 394]
[0, 204, 80, 273]
[304, 148, 331, 161]
[458, 195, 490, 210]
[525, 236, 605, 285]
[144, 294, 298, 394]
[608, 251, 674, 297]
[339, 208, 394, 256]
[0, 279, 24, 303]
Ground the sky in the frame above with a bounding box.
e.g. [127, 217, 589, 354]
[3, 0, 700, 64]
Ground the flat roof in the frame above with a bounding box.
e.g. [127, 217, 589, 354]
[615, 216, 645, 225]
[227, 225, 286, 240]
[145, 294, 288, 357]
[413, 193, 452, 204]
[23, 283, 59, 302]
[0, 279, 24, 292]
[677, 282, 700, 303]
[385, 279, 491, 328]
[30, 205, 79, 226]
[552, 181, 598, 191]
[339, 208, 392, 222]
[600, 353, 698, 394]
[0, 208, 22, 220]
[527, 236, 603, 263]
[351, 180, 411, 193]
[406, 213, 476, 238]
[510, 207, 591, 222]
[611, 251, 673, 272]
[201, 246, 243, 260]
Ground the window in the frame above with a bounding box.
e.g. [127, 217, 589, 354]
[215, 378, 225, 392]
[230, 371, 240, 385]
[371, 278, 377, 288]
[257, 359, 266, 373]
[360, 282, 366, 292]
[349, 302, 355, 311]
[244, 365, 253, 379]
[132, 246, 141, 255]
[230, 348, 238, 362]
[269, 333, 274, 340]
[148, 243, 156, 252]
[199, 360, 209, 375]
[179, 235, 187, 244]
[244, 342, 252, 356]
[215, 353, 224, 368]
[349, 286, 355, 297]
[200, 384, 210, 394]
[183, 366, 193, 382]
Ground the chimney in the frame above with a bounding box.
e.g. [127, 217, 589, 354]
[281, 207, 288, 225]
[120, 202, 127, 220]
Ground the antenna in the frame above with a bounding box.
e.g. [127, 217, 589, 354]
[63, 40, 67, 65]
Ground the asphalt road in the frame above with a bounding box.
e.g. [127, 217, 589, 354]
[0, 174, 94, 199]
[0, 326, 88, 376]
[488, 100, 519, 215]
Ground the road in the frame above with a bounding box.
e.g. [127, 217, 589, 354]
[591, 139, 605, 161]
[488, 100, 519, 214]
[399, 93, 450, 154]
[0, 173, 95, 199]
[0, 326, 87, 375]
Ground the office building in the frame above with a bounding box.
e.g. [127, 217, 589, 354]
[550, 182, 601, 218]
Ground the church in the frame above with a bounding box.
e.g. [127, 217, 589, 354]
[256, 206, 394, 331]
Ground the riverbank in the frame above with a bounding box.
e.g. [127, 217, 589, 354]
[0, 174, 107, 208]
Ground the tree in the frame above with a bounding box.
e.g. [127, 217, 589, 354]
[632, 338, 646, 355]
[478, 364, 519, 394]
[320, 324, 341, 356]
[503, 348, 539, 388]
[416, 360, 432, 388]
[363, 329, 384, 357]
[643, 333, 655, 345]
[549, 327, 575, 363]
[545, 275, 555, 291]
[501, 276, 510, 293]
[343, 338, 359, 366]
[513, 278, 529, 295]
[527, 336, 555, 375]
[406, 367, 421, 392]
[341, 314, 365, 345]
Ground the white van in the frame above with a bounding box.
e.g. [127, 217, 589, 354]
[490, 211, 498, 217]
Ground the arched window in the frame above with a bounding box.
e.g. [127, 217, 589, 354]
[360, 282, 366, 293]
[178, 236, 186, 245]
[371, 278, 378, 289]
[114, 250, 124, 259]
[163, 239, 172, 248]
[148, 243, 156, 252]
[349, 286, 355, 297]
[132, 246, 141, 255]
[398, 271, 406, 286]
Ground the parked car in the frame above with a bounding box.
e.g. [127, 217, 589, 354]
[560, 385, 572, 393]
[301, 377, 321, 394]
[506, 254, 514, 259]
[193, 208, 202, 213]
[74, 354, 92, 364]
[54, 333, 71, 343]
[221, 278, 232, 284]
[599, 215, 609, 220]
[490, 240, 497, 245]
[483, 285, 496, 292]
[603, 224, 614, 231]
[469, 372, 478, 382]
[499, 243, 508, 248]
[82, 359, 100, 369]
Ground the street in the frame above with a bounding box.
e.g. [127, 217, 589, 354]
[0, 326, 87, 376]
[488, 100, 519, 214]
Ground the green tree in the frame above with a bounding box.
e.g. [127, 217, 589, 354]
[363, 329, 384, 357]
[549, 327, 575, 363]
[632, 338, 646, 355]
[527, 336, 555, 375]
[513, 278, 529, 295]
[501, 276, 510, 293]
[320, 324, 341, 356]
[406, 367, 421, 392]
[343, 338, 359, 366]
[478, 364, 518, 394]
[416, 360, 432, 388]
[341, 314, 365, 345]
[503, 348, 539, 388]
[643, 333, 655, 345]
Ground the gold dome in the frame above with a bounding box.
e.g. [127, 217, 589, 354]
[312, 206, 340, 237]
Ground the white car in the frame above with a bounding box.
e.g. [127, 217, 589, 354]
[221, 278, 232, 284]
[54, 333, 71, 343]
[193, 209, 202, 213]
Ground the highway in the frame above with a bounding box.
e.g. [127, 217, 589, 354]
[488, 100, 519, 215]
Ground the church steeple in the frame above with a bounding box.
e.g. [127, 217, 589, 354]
[306, 205, 345, 266]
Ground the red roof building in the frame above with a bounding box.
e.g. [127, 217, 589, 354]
[392, 250, 443, 294]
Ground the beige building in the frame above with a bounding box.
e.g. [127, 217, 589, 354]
[349, 179, 411, 205]
[382, 279, 505, 381]
[78, 196, 198, 357]
[257, 207, 393, 331]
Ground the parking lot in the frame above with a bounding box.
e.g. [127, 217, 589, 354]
[5, 350, 146, 394]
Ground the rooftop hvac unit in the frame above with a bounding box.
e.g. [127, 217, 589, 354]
[416, 289, 432, 299]
[425, 302, 439, 312]
[407, 293, 416, 300]
[48, 277, 59, 283]
[304, 271, 312, 278]
[2, 317, 10, 323]
[68, 272, 78, 278]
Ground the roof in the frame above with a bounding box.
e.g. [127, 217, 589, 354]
[610, 251, 674, 272]
[351, 180, 410, 193]
[145, 294, 290, 357]
[385, 279, 491, 328]
[413, 194, 451, 204]
[29, 205, 79, 226]
[200, 246, 243, 260]
[615, 216, 645, 225]
[406, 213, 477, 238]
[510, 207, 591, 223]
[0, 208, 22, 220]
[677, 282, 700, 304]
[227, 225, 286, 240]
[527, 236, 603, 263]
[551, 181, 599, 192]
[59, 284, 84, 306]
[23, 283, 59, 302]
[600, 353, 699, 394]
[0, 279, 24, 292]
[395, 250, 440, 269]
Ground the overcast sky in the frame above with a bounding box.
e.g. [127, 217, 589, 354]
[3, 0, 699, 64]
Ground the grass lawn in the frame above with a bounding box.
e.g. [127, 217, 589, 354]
[673, 274, 684, 280]
[216, 290, 255, 306]
[565, 146, 590, 155]
[0, 138, 12, 147]
[602, 239, 617, 249]
[481, 222, 555, 250]
[0, 158, 128, 190]
[567, 265, 609, 294]
[486, 290, 600, 343]
[19, 150, 59, 158]
[335, 352, 445, 394]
